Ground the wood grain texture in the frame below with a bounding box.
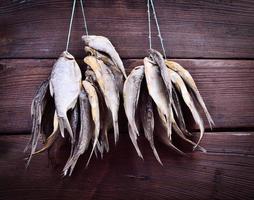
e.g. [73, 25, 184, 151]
[0, 132, 254, 200]
[1, 0, 254, 59]
[1, 58, 254, 134]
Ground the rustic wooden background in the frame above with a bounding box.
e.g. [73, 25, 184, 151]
[0, 0, 254, 199]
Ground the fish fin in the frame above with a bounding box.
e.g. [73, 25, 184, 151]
[58, 116, 74, 142]
[58, 117, 65, 138]
[49, 80, 54, 97]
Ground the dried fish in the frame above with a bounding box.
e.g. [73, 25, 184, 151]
[25, 80, 50, 166]
[49, 51, 81, 143]
[82, 35, 127, 78]
[82, 80, 100, 167]
[165, 60, 214, 128]
[149, 49, 173, 137]
[63, 88, 93, 175]
[85, 67, 109, 156]
[144, 57, 172, 139]
[167, 67, 204, 147]
[65, 103, 80, 165]
[139, 89, 162, 165]
[123, 65, 145, 159]
[84, 56, 120, 144]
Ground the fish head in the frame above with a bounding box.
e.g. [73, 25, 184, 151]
[61, 51, 74, 60]
[148, 48, 164, 63]
[82, 35, 110, 48]
[132, 65, 144, 75]
[82, 35, 91, 45]
[82, 35, 103, 45]
[84, 46, 97, 56]
[143, 57, 155, 66]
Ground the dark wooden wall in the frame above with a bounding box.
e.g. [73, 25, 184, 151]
[0, 0, 254, 199]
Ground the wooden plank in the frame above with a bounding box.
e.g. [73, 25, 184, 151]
[0, 0, 254, 59]
[1, 58, 254, 134]
[0, 132, 254, 200]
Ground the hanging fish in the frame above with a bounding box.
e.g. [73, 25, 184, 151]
[82, 80, 100, 167]
[49, 51, 82, 143]
[149, 48, 173, 138]
[144, 57, 172, 139]
[123, 65, 145, 159]
[25, 80, 50, 166]
[63, 87, 93, 175]
[139, 88, 162, 165]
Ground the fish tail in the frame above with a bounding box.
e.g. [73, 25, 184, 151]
[112, 118, 119, 144]
[191, 90, 215, 129]
[197, 97, 215, 129]
[33, 112, 59, 155]
[86, 139, 98, 168]
[149, 141, 162, 165]
[69, 158, 79, 176]
[128, 124, 143, 159]
[96, 142, 104, 159]
[168, 121, 172, 140]
[33, 131, 58, 155]
[194, 125, 205, 150]
[207, 113, 215, 130]
[63, 154, 79, 176]
[168, 142, 186, 156]
[102, 129, 109, 153]
[25, 126, 40, 168]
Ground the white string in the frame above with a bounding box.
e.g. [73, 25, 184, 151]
[80, 0, 89, 36]
[147, 0, 152, 50]
[66, 0, 77, 52]
[149, 0, 167, 58]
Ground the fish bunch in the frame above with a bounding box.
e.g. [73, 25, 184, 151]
[25, 35, 126, 176]
[123, 49, 214, 164]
